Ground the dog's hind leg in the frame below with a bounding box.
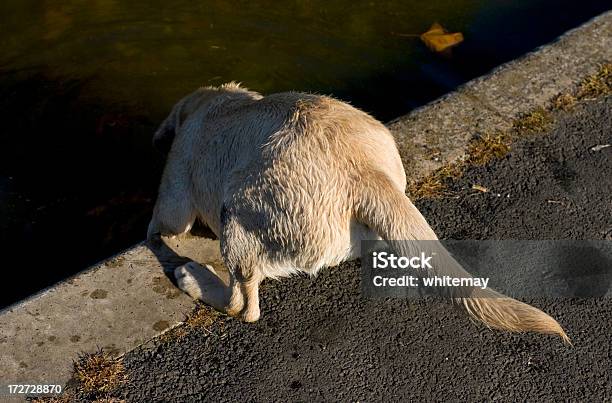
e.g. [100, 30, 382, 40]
[235, 271, 264, 323]
[220, 206, 266, 322]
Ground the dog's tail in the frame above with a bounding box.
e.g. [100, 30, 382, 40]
[354, 171, 570, 344]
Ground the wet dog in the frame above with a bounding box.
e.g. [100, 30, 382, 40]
[148, 83, 568, 342]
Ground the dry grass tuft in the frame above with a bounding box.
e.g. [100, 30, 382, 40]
[407, 175, 447, 200]
[72, 349, 126, 395]
[161, 303, 220, 341]
[551, 93, 577, 111]
[408, 132, 511, 199]
[466, 133, 511, 166]
[577, 63, 611, 99]
[436, 162, 465, 180]
[185, 303, 219, 329]
[513, 108, 552, 134]
[408, 162, 463, 200]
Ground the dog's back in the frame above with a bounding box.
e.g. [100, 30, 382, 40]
[157, 86, 405, 269]
[214, 93, 406, 275]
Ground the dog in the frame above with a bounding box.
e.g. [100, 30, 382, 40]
[147, 82, 569, 343]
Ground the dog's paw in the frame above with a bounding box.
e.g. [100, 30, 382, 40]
[225, 290, 245, 317]
[174, 262, 205, 300]
[242, 305, 261, 323]
[174, 262, 228, 311]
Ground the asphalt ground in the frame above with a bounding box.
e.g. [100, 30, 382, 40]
[101, 96, 610, 402]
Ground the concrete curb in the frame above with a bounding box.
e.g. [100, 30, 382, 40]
[1, 10, 610, 390]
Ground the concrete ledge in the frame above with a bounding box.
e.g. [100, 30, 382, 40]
[1, 10, 610, 389]
[0, 238, 223, 385]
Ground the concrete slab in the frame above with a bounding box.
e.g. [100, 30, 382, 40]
[1, 9, 610, 394]
[387, 90, 510, 180]
[0, 236, 223, 386]
[464, 13, 611, 120]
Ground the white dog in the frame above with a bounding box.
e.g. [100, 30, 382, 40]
[148, 83, 568, 343]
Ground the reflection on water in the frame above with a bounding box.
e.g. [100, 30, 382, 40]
[0, 0, 608, 307]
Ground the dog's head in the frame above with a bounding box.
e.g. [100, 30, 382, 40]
[153, 82, 258, 155]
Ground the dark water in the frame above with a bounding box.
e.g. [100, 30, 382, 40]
[0, 1, 609, 308]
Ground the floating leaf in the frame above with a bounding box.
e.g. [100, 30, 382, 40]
[420, 23, 464, 53]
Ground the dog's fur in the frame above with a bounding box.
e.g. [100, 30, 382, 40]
[148, 83, 569, 342]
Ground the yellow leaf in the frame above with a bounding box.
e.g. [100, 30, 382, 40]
[471, 184, 488, 193]
[420, 23, 464, 53]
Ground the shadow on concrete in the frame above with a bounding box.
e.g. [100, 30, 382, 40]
[146, 223, 232, 312]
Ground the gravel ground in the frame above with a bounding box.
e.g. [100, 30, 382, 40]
[106, 96, 611, 402]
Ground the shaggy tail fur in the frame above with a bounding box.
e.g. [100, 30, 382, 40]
[355, 171, 570, 344]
